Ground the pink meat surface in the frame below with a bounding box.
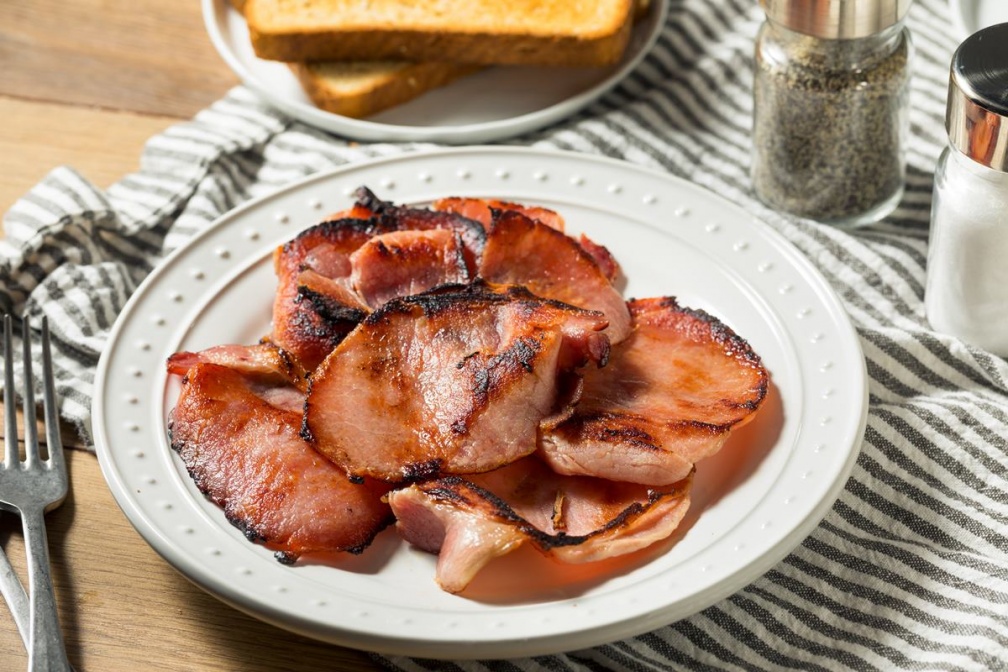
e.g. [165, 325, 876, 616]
[479, 210, 631, 343]
[303, 283, 610, 483]
[540, 297, 769, 485]
[349, 229, 470, 307]
[388, 457, 693, 593]
[168, 362, 393, 562]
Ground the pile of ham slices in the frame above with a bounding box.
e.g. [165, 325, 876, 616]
[166, 187, 769, 594]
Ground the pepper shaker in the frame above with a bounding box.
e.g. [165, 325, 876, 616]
[925, 23, 1008, 356]
[752, 0, 912, 226]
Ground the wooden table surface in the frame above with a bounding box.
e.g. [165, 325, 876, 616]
[0, 2, 379, 669]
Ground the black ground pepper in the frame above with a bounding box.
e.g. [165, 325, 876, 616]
[752, 20, 911, 225]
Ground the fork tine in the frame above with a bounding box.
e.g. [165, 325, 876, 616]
[21, 317, 39, 469]
[3, 315, 17, 468]
[40, 317, 63, 472]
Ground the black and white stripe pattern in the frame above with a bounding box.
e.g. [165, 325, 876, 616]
[3, 0, 1005, 668]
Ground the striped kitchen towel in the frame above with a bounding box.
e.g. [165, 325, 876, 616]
[3, 0, 1006, 669]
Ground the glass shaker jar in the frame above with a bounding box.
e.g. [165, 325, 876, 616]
[752, 0, 912, 226]
[925, 23, 1008, 356]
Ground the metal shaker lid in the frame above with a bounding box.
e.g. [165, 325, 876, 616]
[759, 0, 911, 39]
[947, 23, 1008, 171]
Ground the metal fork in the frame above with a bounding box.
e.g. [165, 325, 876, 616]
[1, 315, 71, 671]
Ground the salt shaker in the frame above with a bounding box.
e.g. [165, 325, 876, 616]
[925, 23, 1008, 356]
[752, 0, 912, 226]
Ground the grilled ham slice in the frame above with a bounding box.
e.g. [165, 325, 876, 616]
[479, 209, 631, 343]
[166, 342, 308, 391]
[303, 283, 610, 483]
[432, 196, 567, 232]
[433, 197, 621, 282]
[387, 457, 693, 593]
[272, 216, 381, 371]
[349, 229, 471, 307]
[168, 362, 394, 562]
[271, 189, 488, 370]
[354, 187, 485, 273]
[540, 297, 769, 486]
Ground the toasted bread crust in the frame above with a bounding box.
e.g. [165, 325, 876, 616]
[245, 0, 636, 66]
[290, 61, 480, 118]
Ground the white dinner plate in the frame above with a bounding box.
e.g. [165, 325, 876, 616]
[201, 0, 668, 144]
[950, 0, 1008, 39]
[93, 147, 868, 659]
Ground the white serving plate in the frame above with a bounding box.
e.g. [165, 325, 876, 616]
[202, 0, 668, 143]
[93, 147, 868, 659]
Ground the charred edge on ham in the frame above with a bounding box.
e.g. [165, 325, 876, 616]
[640, 297, 768, 410]
[353, 185, 392, 214]
[275, 551, 297, 565]
[228, 512, 268, 544]
[167, 433, 269, 544]
[354, 283, 494, 324]
[646, 298, 765, 366]
[354, 186, 487, 253]
[275, 530, 389, 562]
[256, 338, 301, 381]
[279, 216, 387, 257]
[295, 286, 369, 325]
[362, 280, 607, 325]
[299, 398, 316, 444]
[450, 232, 470, 279]
[422, 475, 690, 550]
[564, 417, 662, 450]
[402, 459, 444, 482]
[285, 300, 354, 353]
[572, 410, 750, 437]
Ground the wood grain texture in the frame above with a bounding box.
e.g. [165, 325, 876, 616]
[0, 1, 238, 118]
[0, 97, 178, 218]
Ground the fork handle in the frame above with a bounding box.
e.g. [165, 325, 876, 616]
[0, 532, 29, 647]
[21, 507, 71, 672]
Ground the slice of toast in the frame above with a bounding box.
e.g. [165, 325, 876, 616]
[244, 0, 637, 66]
[290, 60, 480, 118]
[230, 0, 478, 117]
[229, 0, 650, 118]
